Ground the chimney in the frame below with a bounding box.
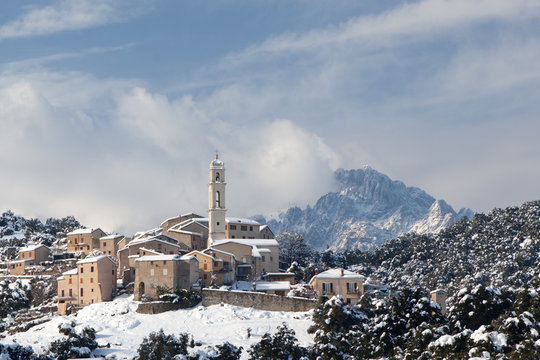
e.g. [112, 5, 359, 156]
[341, 268, 344, 277]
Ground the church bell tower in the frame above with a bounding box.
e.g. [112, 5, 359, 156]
[208, 153, 226, 240]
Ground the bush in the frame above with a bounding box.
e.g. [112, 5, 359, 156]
[156, 287, 201, 307]
[48, 322, 97, 360]
[248, 323, 306, 360]
[136, 329, 189, 360]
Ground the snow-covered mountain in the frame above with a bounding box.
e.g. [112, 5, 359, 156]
[260, 167, 473, 252]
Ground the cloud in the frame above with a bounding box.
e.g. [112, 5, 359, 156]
[228, 0, 540, 61]
[0, 0, 150, 41]
[0, 70, 340, 234]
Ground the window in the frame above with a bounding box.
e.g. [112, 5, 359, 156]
[270, 256, 273, 262]
[323, 282, 333, 294]
[69, 289, 72, 297]
[346, 298, 352, 305]
[69, 278, 72, 284]
[240, 225, 247, 231]
[80, 266, 84, 273]
[90, 278, 94, 283]
[150, 269, 155, 276]
[249, 226, 253, 231]
[61, 290, 65, 297]
[215, 172, 220, 182]
[103, 242, 106, 247]
[230, 225, 237, 230]
[80, 288, 84, 296]
[163, 268, 168, 276]
[347, 282, 357, 293]
[204, 274, 207, 280]
[91, 266, 94, 272]
[262, 256, 266, 262]
[203, 263, 208, 270]
[80, 278, 83, 284]
[216, 191, 221, 208]
[217, 222, 220, 226]
[231, 235, 235, 239]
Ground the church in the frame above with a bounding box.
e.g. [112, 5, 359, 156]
[124, 154, 280, 292]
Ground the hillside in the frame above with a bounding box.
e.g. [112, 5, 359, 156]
[261, 167, 473, 252]
[0, 210, 82, 259]
[4, 295, 313, 359]
[345, 200, 540, 294]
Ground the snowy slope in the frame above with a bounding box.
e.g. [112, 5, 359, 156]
[262, 167, 472, 252]
[5, 295, 313, 359]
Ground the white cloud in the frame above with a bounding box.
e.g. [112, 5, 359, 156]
[0, 0, 149, 40]
[229, 0, 540, 61]
[0, 70, 340, 234]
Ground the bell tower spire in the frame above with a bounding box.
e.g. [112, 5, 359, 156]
[208, 153, 226, 240]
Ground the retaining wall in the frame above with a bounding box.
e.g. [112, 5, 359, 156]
[136, 301, 193, 314]
[201, 289, 317, 312]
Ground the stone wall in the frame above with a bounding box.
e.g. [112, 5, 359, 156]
[202, 289, 317, 312]
[136, 301, 193, 314]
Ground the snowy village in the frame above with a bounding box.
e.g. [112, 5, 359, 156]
[2, 1, 540, 359]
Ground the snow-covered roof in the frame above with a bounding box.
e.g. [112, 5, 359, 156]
[100, 234, 124, 240]
[203, 248, 236, 260]
[18, 244, 49, 252]
[77, 255, 112, 264]
[212, 239, 278, 247]
[67, 228, 97, 235]
[170, 218, 209, 231]
[181, 212, 203, 218]
[226, 218, 260, 226]
[266, 272, 294, 276]
[139, 247, 163, 256]
[10, 259, 33, 264]
[180, 255, 197, 261]
[431, 289, 447, 294]
[160, 216, 181, 226]
[258, 248, 272, 253]
[313, 268, 365, 280]
[135, 254, 181, 262]
[186, 250, 214, 259]
[128, 237, 182, 249]
[251, 247, 261, 258]
[255, 281, 291, 291]
[169, 229, 202, 236]
[62, 268, 78, 276]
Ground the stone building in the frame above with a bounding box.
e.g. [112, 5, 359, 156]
[57, 255, 117, 315]
[99, 234, 124, 257]
[134, 254, 199, 301]
[8, 244, 51, 275]
[66, 228, 107, 254]
[309, 268, 366, 305]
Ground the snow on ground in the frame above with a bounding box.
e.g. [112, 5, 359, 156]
[5, 295, 314, 359]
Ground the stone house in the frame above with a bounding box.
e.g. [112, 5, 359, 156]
[118, 236, 190, 284]
[99, 234, 124, 257]
[134, 254, 199, 301]
[57, 255, 117, 315]
[8, 244, 51, 275]
[309, 268, 366, 305]
[211, 239, 279, 281]
[66, 228, 107, 254]
[202, 248, 236, 285]
[431, 289, 448, 315]
[185, 249, 236, 287]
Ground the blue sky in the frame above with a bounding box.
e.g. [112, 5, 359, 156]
[1, 0, 540, 234]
